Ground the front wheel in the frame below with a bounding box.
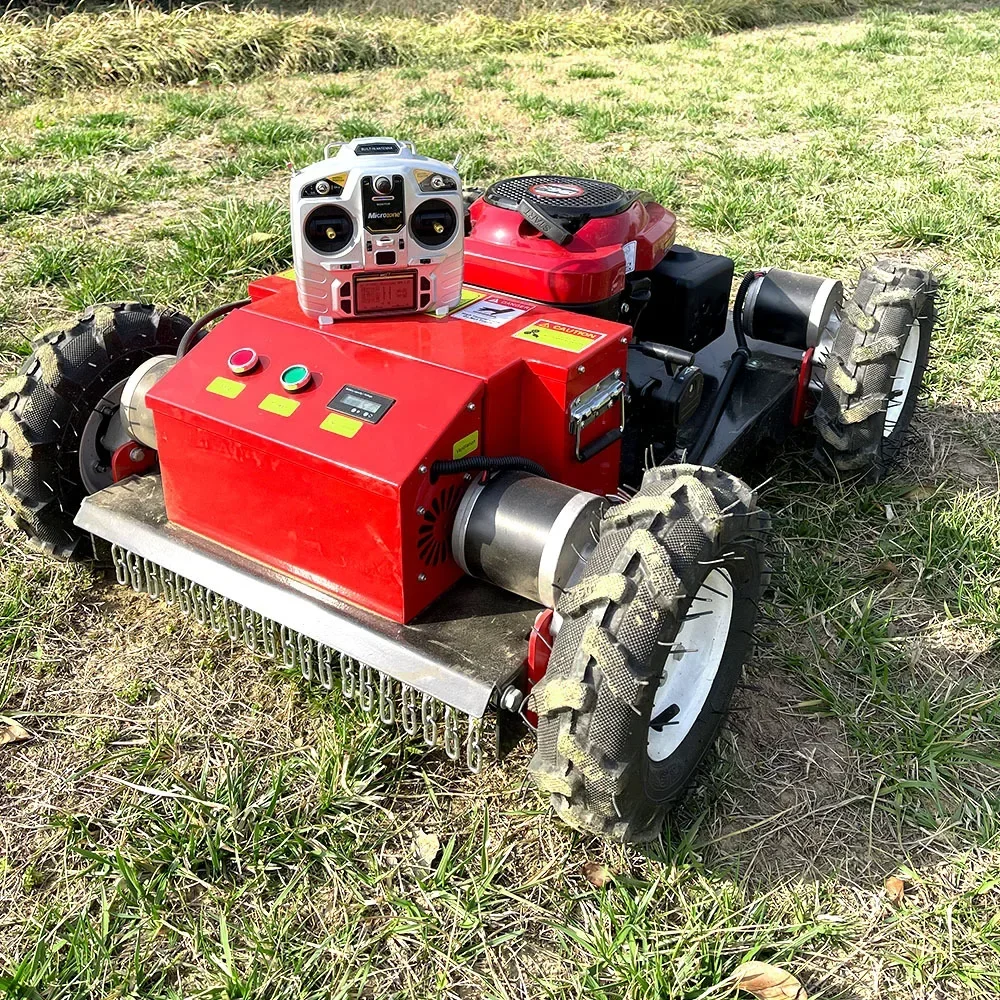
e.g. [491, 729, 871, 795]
[0, 302, 190, 558]
[813, 261, 936, 481]
[527, 464, 768, 841]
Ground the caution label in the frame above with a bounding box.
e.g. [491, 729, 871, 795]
[452, 429, 479, 460]
[259, 394, 300, 417]
[512, 320, 602, 354]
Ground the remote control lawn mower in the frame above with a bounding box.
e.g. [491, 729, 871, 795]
[0, 138, 936, 841]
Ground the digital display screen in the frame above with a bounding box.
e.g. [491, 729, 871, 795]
[354, 273, 416, 314]
[341, 393, 382, 414]
[328, 385, 396, 424]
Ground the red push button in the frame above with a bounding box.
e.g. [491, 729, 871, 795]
[228, 347, 259, 375]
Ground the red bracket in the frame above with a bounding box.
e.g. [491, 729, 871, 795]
[524, 607, 555, 727]
[790, 346, 816, 428]
[111, 441, 157, 483]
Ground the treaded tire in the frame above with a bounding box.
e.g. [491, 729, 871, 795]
[0, 303, 190, 559]
[814, 260, 936, 481]
[527, 464, 768, 842]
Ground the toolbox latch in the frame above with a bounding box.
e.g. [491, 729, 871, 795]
[569, 371, 625, 462]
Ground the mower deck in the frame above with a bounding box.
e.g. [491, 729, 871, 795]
[75, 475, 534, 719]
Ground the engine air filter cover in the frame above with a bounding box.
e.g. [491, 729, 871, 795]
[484, 175, 638, 224]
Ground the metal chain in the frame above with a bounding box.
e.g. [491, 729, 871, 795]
[402, 684, 419, 736]
[107, 544, 494, 771]
[379, 672, 396, 725]
[111, 544, 129, 585]
[317, 645, 336, 691]
[421, 694, 439, 747]
[341, 656, 357, 700]
[359, 663, 376, 713]
[443, 705, 460, 761]
[465, 716, 483, 773]
[297, 633, 316, 684]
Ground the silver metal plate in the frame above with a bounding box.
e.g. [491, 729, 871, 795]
[75, 475, 537, 718]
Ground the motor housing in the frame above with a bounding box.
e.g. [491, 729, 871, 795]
[633, 245, 735, 353]
[142, 274, 630, 623]
[452, 471, 605, 607]
[741, 267, 843, 349]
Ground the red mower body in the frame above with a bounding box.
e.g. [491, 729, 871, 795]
[464, 177, 676, 308]
[146, 276, 630, 623]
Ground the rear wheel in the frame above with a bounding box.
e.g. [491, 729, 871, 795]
[527, 464, 768, 841]
[0, 303, 190, 558]
[814, 261, 936, 481]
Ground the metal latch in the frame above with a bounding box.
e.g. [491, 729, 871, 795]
[569, 370, 625, 462]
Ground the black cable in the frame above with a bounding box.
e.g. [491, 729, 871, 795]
[687, 271, 761, 463]
[176, 298, 252, 358]
[430, 455, 547, 483]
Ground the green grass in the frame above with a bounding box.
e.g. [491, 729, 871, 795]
[2, 4, 1000, 998]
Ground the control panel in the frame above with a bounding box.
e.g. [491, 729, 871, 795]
[147, 310, 483, 622]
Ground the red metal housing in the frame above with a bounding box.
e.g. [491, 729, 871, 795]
[148, 277, 630, 623]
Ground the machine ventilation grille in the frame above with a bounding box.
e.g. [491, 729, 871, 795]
[417, 483, 463, 567]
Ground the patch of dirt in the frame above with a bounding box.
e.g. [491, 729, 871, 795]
[696, 666, 881, 879]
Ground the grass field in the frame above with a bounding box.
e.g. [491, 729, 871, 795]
[2, 3, 1000, 998]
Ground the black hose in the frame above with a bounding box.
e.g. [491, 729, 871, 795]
[687, 271, 761, 464]
[176, 298, 252, 358]
[430, 455, 547, 483]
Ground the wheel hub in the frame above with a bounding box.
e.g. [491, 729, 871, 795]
[646, 567, 735, 763]
[79, 379, 131, 494]
[884, 318, 921, 438]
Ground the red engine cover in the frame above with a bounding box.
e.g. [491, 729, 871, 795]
[148, 276, 631, 623]
[464, 175, 676, 306]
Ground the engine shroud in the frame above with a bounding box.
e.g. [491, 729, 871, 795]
[146, 275, 629, 623]
[464, 175, 676, 311]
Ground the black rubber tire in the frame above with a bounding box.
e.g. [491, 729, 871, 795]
[527, 464, 768, 841]
[814, 261, 936, 481]
[0, 303, 190, 559]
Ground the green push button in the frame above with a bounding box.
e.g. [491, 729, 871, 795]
[280, 364, 311, 392]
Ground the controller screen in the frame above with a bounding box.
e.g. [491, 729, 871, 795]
[355, 274, 416, 313]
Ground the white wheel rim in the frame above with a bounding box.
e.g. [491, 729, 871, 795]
[646, 568, 735, 763]
[884, 319, 921, 438]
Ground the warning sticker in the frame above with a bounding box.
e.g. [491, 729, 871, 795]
[278, 267, 296, 280]
[206, 376, 245, 399]
[452, 429, 479, 460]
[622, 240, 637, 274]
[429, 286, 486, 317]
[455, 295, 530, 328]
[512, 320, 602, 354]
